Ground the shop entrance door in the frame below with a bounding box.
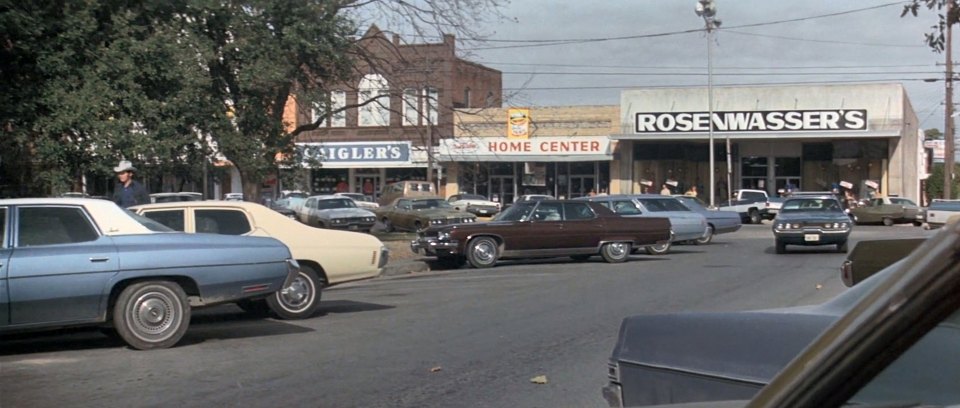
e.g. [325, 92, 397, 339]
[489, 176, 515, 205]
[568, 176, 595, 198]
[354, 173, 381, 202]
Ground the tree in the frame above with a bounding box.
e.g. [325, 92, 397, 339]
[926, 162, 960, 199]
[902, 0, 960, 51]
[926, 128, 944, 140]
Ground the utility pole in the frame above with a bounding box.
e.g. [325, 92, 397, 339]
[696, 0, 722, 206]
[947, 0, 955, 199]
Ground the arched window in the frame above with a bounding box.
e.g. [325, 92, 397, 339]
[359, 74, 390, 127]
[310, 90, 346, 127]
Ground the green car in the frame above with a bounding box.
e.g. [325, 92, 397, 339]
[849, 197, 921, 226]
[375, 196, 478, 232]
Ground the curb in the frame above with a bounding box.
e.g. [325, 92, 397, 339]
[380, 260, 431, 277]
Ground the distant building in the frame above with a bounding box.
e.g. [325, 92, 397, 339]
[283, 25, 502, 200]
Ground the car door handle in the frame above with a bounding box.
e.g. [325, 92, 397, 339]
[89, 257, 110, 263]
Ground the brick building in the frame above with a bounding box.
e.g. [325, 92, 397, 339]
[287, 25, 502, 199]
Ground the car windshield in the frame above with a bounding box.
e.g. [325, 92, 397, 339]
[338, 193, 368, 202]
[675, 196, 706, 210]
[781, 198, 843, 213]
[317, 199, 356, 209]
[637, 198, 690, 212]
[124, 209, 175, 232]
[411, 199, 451, 210]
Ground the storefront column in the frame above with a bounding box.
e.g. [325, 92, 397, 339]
[444, 164, 459, 198]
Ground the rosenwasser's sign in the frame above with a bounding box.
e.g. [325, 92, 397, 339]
[635, 109, 867, 133]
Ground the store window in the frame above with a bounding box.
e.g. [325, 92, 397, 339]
[385, 168, 428, 185]
[741, 157, 768, 190]
[311, 169, 350, 195]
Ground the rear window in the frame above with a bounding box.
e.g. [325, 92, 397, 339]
[930, 201, 960, 211]
[612, 200, 642, 215]
[17, 206, 99, 247]
[141, 209, 185, 231]
[195, 209, 252, 235]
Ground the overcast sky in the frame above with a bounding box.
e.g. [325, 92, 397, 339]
[402, 0, 951, 132]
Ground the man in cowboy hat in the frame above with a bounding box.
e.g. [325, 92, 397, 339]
[111, 160, 150, 208]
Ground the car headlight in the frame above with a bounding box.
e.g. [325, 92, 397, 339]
[431, 219, 443, 225]
[365, 217, 375, 222]
[792, 223, 800, 229]
[332, 218, 346, 224]
[776, 223, 786, 229]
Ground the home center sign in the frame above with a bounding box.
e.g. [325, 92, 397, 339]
[635, 109, 867, 133]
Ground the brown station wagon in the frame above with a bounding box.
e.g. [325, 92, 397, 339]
[410, 200, 671, 268]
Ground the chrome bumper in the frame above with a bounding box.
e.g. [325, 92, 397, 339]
[282, 259, 301, 288]
[378, 246, 390, 268]
[602, 383, 623, 408]
[410, 237, 460, 255]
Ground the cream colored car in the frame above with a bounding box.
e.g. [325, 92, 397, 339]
[131, 201, 388, 319]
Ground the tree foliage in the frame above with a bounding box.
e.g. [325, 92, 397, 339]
[902, 0, 960, 52]
[926, 162, 960, 199]
[1, 0, 506, 198]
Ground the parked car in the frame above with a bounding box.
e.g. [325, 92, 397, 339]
[132, 201, 388, 319]
[577, 195, 708, 254]
[276, 196, 307, 215]
[224, 193, 243, 201]
[0, 198, 298, 350]
[150, 192, 203, 203]
[773, 195, 852, 254]
[375, 196, 477, 232]
[411, 200, 671, 268]
[447, 193, 501, 217]
[603, 219, 960, 408]
[719, 189, 769, 224]
[334, 192, 379, 210]
[515, 194, 555, 203]
[849, 196, 921, 226]
[924, 199, 960, 229]
[264, 199, 298, 219]
[377, 180, 436, 206]
[764, 196, 784, 218]
[673, 195, 742, 244]
[299, 195, 377, 232]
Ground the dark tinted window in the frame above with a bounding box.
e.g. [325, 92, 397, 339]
[316, 199, 356, 209]
[142, 210, 186, 231]
[17, 207, 99, 246]
[496, 202, 535, 221]
[781, 198, 843, 213]
[0, 208, 5, 247]
[195, 209, 252, 235]
[741, 191, 767, 202]
[563, 202, 595, 220]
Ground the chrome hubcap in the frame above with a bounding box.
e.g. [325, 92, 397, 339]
[129, 290, 180, 341]
[474, 241, 496, 263]
[607, 243, 627, 257]
[279, 274, 313, 311]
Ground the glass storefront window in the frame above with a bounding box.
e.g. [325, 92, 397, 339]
[311, 169, 349, 195]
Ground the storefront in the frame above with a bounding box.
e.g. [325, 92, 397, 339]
[438, 136, 612, 202]
[611, 83, 921, 203]
[294, 141, 438, 201]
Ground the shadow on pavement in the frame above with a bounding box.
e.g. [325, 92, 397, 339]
[762, 246, 845, 255]
[316, 300, 395, 316]
[0, 309, 313, 355]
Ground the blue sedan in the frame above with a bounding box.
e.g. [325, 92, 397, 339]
[0, 198, 298, 350]
[673, 195, 743, 244]
[577, 195, 709, 255]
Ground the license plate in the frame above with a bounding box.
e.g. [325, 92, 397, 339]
[349, 225, 359, 230]
[804, 234, 820, 242]
[479, 210, 488, 214]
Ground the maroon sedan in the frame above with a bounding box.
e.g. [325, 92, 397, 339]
[410, 200, 671, 268]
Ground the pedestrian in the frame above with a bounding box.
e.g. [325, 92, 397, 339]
[335, 178, 349, 193]
[588, 188, 597, 196]
[660, 184, 671, 196]
[363, 178, 375, 196]
[111, 160, 150, 208]
[684, 186, 698, 197]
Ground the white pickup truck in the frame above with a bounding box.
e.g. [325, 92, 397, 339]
[925, 199, 960, 229]
[719, 189, 769, 224]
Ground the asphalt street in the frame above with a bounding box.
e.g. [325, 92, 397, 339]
[0, 223, 935, 408]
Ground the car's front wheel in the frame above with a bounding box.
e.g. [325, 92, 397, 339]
[382, 217, 394, 232]
[748, 209, 762, 224]
[466, 236, 499, 268]
[113, 281, 190, 350]
[882, 217, 895, 226]
[645, 240, 671, 255]
[266, 265, 323, 320]
[601, 242, 631, 263]
[695, 225, 714, 245]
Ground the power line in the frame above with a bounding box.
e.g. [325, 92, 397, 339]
[499, 70, 942, 77]
[478, 61, 934, 70]
[459, 1, 907, 51]
[724, 29, 925, 48]
[500, 77, 942, 91]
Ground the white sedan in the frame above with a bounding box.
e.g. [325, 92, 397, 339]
[447, 193, 502, 217]
[132, 201, 388, 319]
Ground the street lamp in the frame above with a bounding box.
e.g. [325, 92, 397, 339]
[695, 0, 725, 206]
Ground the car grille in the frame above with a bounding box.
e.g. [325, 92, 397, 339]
[344, 217, 373, 223]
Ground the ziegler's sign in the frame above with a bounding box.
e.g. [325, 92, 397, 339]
[297, 142, 411, 163]
[635, 109, 867, 133]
